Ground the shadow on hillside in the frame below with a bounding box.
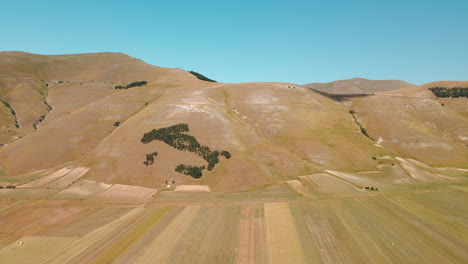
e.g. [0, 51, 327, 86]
[308, 88, 374, 102]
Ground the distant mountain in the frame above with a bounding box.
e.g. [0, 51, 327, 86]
[304, 78, 414, 94]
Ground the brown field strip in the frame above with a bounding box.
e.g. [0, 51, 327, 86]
[86, 184, 156, 204]
[18, 167, 73, 188]
[51, 179, 111, 199]
[0, 189, 57, 199]
[44, 167, 89, 189]
[150, 191, 221, 204]
[0, 200, 32, 216]
[235, 204, 269, 264]
[0, 236, 78, 264]
[43, 207, 143, 264]
[16, 206, 95, 236]
[307, 174, 363, 197]
[0, 206, 57, 234]
[89, 206, 173, 264]
[113, 207, 185, 264]
[264, 202, 305, 264]
[43, 207, 134, 237]
[222, 185, 300, 201]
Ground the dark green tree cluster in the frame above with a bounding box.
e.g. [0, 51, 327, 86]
[189, 71, 217, 82]
[114, 121, 120, 127]
[349, 110, 373, 140]
[428, 87, 468, 98]
[115, 81, 148, 89]
[0, 185, 16, 189]
[1, 100, 19, 128]
[221, 150, 231, 159]
[141, 123, 215, 163]
[1, 100, 16, 116]
[141, 124, 231, 177]
[175, 164, 206, 178]
[143, 152, 158, 166]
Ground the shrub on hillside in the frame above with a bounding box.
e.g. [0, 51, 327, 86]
[115, 81, 148, 89]
[189, 71, 216, 82]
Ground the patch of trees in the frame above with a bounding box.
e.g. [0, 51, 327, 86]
[221, 150, 231, 159]
[115, 81, 148, 89]
[175, 164, 205, 178]
[189, 71, 217, 82]
[364, 186, 379, 191]
[143, 152, 158, 166]
[429, 87, 468, 98]
[114, 121, 120, 127]
[33, 101, 53, 130]
[1, 100, 19, 128]
[0, 185, 16, 189]
[349, 110, 373, 140]
[141, 123, 231, 178]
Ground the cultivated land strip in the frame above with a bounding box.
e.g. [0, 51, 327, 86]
[264, 202, 305, 264]
[0, 176, 466, 263]
[42, 207, 143, 264]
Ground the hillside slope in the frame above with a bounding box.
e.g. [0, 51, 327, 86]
[0, 52, 199, 142]
[348, 81, 468, 167]
[304, 77, 414, 94]
[0, 53, 465, 192]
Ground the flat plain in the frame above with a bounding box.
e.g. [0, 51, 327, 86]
[0, 161, 466, 264]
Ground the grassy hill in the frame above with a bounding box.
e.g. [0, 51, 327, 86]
[0, 53, 465, 192]
[304, 77, 414, 94]
[348, 81, 468, 167]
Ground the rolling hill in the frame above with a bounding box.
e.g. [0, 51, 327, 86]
[0, 52, 466, 192]
[0, 52, 467, 264]
[304, 77, 415, 94]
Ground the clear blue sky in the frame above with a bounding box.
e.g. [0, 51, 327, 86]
[1, 0, 467, 84]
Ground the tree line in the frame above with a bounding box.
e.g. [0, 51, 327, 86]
[428, 87, 468, 98]
[189, 71, 216, 82]
[115, 81, 148, 89]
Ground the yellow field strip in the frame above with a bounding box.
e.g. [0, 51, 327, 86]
[42, 207, 143, 264]
[90, 206, 173, 264]
[134, 206, 201, 263]
[264, 202, 305, 264]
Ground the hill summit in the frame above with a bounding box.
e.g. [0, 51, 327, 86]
[304, 77, 414, 94]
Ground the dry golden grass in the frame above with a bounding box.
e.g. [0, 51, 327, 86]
[264, 203, 305, 264]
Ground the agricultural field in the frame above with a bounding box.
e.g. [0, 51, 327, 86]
[0, 161, 466, 263]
